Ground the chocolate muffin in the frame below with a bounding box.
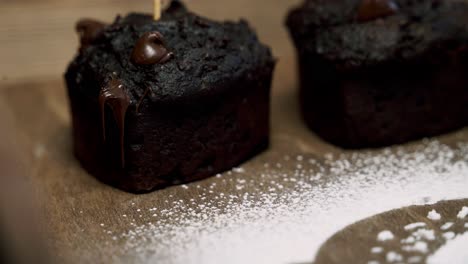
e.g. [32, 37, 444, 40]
[286, 0, 468, 148]
[65, 1, 275, 192]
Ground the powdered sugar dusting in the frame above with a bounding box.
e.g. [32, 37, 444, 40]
[457, 206, 468, 219]
[404, 222, 427, 231]
[427, 232, 468, 264]
[402, 241, 428, 253]
[377, 230, 395, 241]
[100, 140, 468, 264]
[386, 251, 403, 262]
[427, 209, 442, 221]
[408, 255, 423, 263]
[371, 246, 383, 254]
[442, 232, 455, 240]
[441, 222, 454, 230]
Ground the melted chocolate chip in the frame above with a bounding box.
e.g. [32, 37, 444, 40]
[76, 19, 107, 49]
[99, 77, 130, 167]
[131, 32, 174, 65]
[357, 0, 399, 22]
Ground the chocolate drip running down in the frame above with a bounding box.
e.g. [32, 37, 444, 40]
[76, 19, 107, 50]
[356, 0, 399, 22]
[131, 31, 174, 65]
[99, 77, 131, 167]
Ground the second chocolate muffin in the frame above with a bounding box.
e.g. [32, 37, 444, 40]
[287, 0, 468, 148]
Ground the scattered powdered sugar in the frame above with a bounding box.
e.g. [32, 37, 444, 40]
[407, 256, 423, 263]
[401, 236, 416, 244]
[427, 232, 468, 264]
[104, 141, 468, 264]
[371, 246, 383, 254]
[402, 241, 428, 253]
[232, 167, 246, 174]
[411, 228, 436, 241]
[404, 222, 427, 231]
[457, 206, 468, 219]
[427, 209, 442, 221]
[377, 230, 395, 241]
[441, 222, 454, 230]
[386, 251, 403, 262]
[442, 232, 456, 240]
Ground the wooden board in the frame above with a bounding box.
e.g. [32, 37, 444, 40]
[2, 76, 468, 264]
[1, 1, 468, 263]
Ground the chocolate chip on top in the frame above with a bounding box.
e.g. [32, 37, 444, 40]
[357, 0, 399, 22]
[76, 19, 107, 49]
[131, 32, 174, 65]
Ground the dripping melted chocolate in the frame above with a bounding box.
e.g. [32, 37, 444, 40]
[131, 31, 174, 65]
[76, 19, 107, 50]
[356, 0, 399, 22]
[99, 77, 130, 167]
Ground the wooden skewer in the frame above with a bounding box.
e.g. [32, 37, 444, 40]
[154, 0, 161, 21]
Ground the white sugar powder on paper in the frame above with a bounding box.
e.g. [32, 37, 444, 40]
[377, 230, 394, 241]
[113, 141, 468, 264]
[427, 209, 442, 221]
[427, 232, 468, 264]
[457, 207, 468, 219]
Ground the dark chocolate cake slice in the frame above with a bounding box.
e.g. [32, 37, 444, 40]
[286, 0, 468, 148]
[65, 1, 275, 192]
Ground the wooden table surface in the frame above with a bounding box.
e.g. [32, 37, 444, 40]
[1, 1, 468, 264]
